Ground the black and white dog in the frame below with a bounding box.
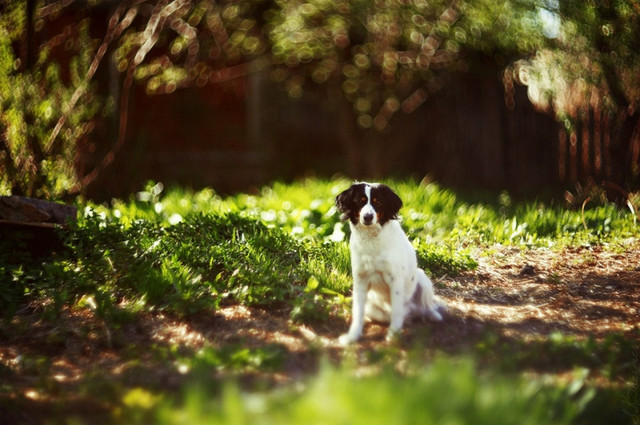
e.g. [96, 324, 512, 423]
[336, 182, 445, 344]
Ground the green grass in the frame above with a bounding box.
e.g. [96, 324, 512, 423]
[93, 179, 639, 248]
[2, 176, 638, 333]
[68, 179, 634, 321]
[2, 176, 637, 339]
[1, 178, 639, 425]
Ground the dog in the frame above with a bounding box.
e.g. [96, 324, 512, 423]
[336, 182, 445, 344]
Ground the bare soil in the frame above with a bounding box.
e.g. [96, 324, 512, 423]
[1, 243, 639, 423]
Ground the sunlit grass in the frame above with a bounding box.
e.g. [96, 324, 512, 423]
[41, 176, 634, 325]
[4, 177, 637, 323]
[87, 178, 638, 249]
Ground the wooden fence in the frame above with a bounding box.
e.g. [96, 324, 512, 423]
[83, 63, 639, 199]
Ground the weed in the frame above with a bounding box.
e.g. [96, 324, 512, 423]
[414, 241, 478, 277]
[187, 344, 287, 374]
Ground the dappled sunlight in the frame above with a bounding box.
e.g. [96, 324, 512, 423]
[215, 305, 339, 354]
[438, 243, 640, 341]
[449, 299, 549, 324]
[151, 315, 206, 348]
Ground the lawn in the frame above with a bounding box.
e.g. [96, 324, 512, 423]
[1, 178, 639, 425]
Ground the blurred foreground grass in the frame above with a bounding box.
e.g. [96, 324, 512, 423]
[120, 358, 593, 425]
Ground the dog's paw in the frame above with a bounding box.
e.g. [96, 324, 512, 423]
[385, 329, 402, 343]
[338, 333, 359, 346]
[426, 308, 443, 322]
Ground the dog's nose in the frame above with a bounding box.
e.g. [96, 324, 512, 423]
[362, 212, 374, 224]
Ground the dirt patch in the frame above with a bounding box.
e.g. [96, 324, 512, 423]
[440, 244, 640, 340]
[1, 243, 639, 423]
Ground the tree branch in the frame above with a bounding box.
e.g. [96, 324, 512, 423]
[68, 0, 197, 195]
[418, 0, 460, 70]
[69, 58, 136, 196]
[44, 2, 139, 155]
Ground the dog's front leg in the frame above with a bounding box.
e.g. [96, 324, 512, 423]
[387, 282, 405, 341]
[339, 280, 367, 345]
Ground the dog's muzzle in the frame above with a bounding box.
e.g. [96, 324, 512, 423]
[362, 212, 374, 225]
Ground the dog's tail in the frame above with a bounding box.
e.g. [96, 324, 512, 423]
[415, 269, 445, 321]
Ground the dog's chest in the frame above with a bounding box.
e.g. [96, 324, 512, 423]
[354, 251, 387, 276]
[350, 232, 392, 278]
[348, 221, 416, 285]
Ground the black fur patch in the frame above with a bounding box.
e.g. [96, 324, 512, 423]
[370, 184, 403, 225]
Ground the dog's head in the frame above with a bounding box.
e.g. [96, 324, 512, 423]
[336, 182, 403, 227]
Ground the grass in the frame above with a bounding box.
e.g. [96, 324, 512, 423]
[97, 179, 639, 247]
[123, 358, 591, 425]
[1, 178, 639, 425]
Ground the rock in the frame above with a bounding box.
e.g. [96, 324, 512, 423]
[518, 264, 536, 276]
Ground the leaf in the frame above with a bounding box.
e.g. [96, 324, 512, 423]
[306, 276, 320, 292]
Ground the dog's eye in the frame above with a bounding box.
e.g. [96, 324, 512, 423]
[372, 197, 380, 205]
[355, 196, 366, 204]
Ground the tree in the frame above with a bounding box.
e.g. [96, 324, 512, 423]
[514, 0, 640, 190]
[0, 0, 102, 198]
[5, 0, 637, 198]
[266, 0, 547, 175]
[0, 0, 268, 199]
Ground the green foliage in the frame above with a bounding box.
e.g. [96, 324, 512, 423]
[398, 183, 638, 248]
[0, 224, 77, 319]
[120, 0, 269, 94]
[4, 0, 640, 198]
[513, 0, 640, 186]
[188, 344, 287, 374]
[0, 4, 102, 198]
[4, 0, 638, 197]
[67, 210, 316, 315]
[3, 178, 637, 328]
[475, 329, 640, 379]
[0, 181, 351, 323]
[268, 0, 547, 129]
[415, 242, 478, 277]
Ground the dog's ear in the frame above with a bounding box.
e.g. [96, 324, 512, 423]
[377, 184, 403, 220]
[335, 186, 354, 215]
[336, 184, 364, 224]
